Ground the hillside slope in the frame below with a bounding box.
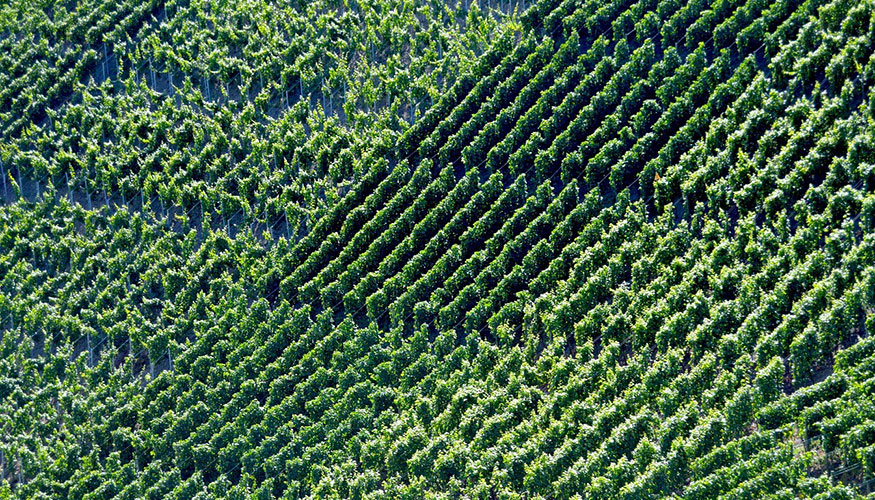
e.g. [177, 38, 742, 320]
[3, 0, 875, 497]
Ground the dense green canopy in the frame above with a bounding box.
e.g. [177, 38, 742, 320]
[2, 0, 875, 497]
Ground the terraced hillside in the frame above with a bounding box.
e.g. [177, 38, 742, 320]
[2, 0, 875, 497]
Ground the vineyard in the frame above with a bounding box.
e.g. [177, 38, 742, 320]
[1, 0, 875, 496]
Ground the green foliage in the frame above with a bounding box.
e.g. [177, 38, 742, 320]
[2, 0, 875, 497]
